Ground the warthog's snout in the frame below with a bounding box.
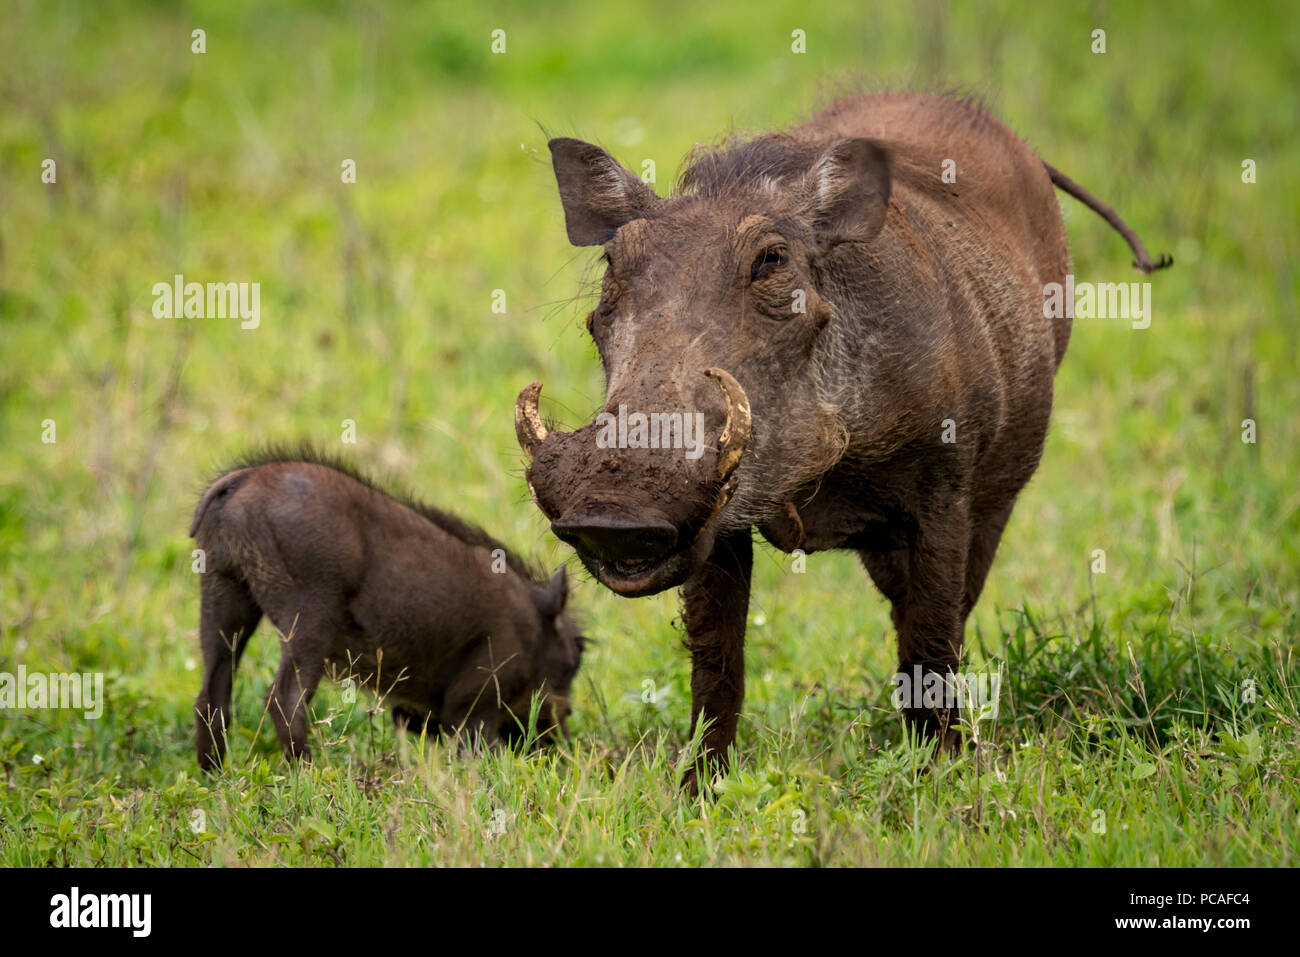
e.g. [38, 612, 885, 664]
[517, 368, 751, 596]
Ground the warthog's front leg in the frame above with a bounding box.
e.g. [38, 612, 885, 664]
[681, 531, 752, 796]
[895, 495, 972, 753]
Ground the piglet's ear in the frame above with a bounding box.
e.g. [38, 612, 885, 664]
[805, 138, 891, 247]
[549, 138, 659, 246]
[533, 566, 569, 619]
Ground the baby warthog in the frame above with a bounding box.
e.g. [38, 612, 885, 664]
[190, 449, 583, 771]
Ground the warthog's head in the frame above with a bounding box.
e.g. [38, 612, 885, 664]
[527, 567, 585, 740]
[517, 134, 891, 596]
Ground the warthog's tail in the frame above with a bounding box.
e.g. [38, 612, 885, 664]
[1044, 162, 1173, 275]
[190, 467, 253, 537]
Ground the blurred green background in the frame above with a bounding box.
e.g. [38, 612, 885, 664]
[0, 0, 1297, 865]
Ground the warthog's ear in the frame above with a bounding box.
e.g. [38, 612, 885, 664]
[533, 566, 569, 619]
[549, 138, 658, 246]
[806, 138, 891, 246]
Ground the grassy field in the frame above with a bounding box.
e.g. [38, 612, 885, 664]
[1, 0, 1297, 866]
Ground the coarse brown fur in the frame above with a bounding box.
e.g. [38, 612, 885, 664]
[190, 447, 584, 771]
[520, 92, 1169, 792]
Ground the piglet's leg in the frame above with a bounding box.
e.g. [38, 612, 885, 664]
[194, 571, 261, 772]
[264, 602, 337, 763]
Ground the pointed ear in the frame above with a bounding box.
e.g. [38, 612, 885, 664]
[805, 138, 891, 246]
[533, 566, 569, 618]
[549, 138, 658, 246]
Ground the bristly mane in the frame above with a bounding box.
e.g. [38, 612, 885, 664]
[673, 88, 999, 198]
[213, 442, 546, 585]
[675, 133, 823, 198]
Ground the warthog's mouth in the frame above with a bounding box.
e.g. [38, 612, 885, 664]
[605, 555, 660, 581]
[595, 548, 686, 595]
[587, 546, 696, 597]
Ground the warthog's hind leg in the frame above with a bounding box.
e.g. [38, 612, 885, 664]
[194, 571, 261, 772]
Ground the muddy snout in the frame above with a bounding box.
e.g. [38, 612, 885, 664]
[523, 430, 712, 594]
[516, 368, 752, 595]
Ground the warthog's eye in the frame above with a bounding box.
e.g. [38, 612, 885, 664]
[591, 264, 620, 333]
[592, 252, 621, 327]
[750, 245, 788, 282]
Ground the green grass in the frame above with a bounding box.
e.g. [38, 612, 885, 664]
[1, 0, 1297, 866]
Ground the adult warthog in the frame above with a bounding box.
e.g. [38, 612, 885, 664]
[515, 92, 1169, 791]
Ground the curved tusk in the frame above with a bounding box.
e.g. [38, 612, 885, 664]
[514, 382, 549, 462]
[703, 367, 751, 480]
